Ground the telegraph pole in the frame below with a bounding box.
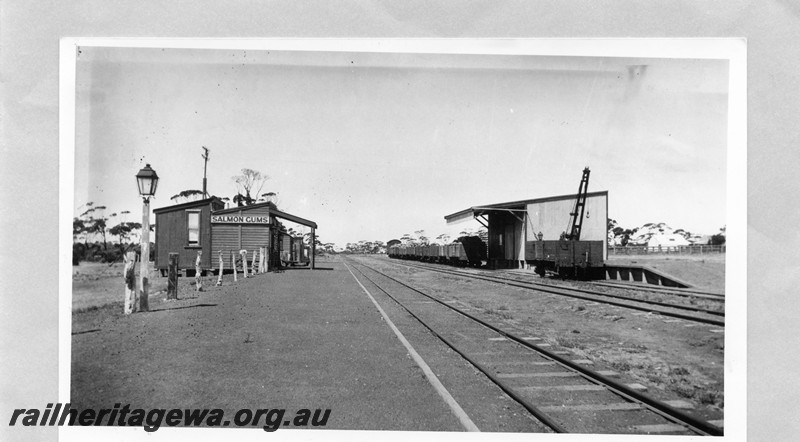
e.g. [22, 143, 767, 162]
[202, 146, 210, 198]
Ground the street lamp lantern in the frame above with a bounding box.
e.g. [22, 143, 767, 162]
[136, 163, 159, 200]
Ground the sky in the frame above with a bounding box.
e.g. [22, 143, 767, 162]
[73, 44, 729, 247]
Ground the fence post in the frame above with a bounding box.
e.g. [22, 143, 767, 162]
[252, 249, 259, 275]
[241, 250, 249, 278]
[195, 251, 203, 292]
[232, 250, 238, 282]
[167, 253, 179, 300]
[124, 251, 137, 314]
[216, 250, 224, 286]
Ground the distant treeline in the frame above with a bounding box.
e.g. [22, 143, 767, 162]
[73, 242, 154, 266]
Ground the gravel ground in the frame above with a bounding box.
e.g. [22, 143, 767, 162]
[70, 253, 726, 433]
[359, 255, 726, 427]
[71, 257, 547, 432]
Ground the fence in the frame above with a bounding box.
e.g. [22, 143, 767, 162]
[609, 244, 726, 255]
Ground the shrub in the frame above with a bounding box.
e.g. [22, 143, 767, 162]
[709, 233, 726, 246]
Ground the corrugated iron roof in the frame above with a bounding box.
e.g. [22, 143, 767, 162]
[153, 196, 223, 214]
[444, 191, 608, 224]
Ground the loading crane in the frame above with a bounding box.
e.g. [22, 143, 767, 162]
[565, 167, 591, 241]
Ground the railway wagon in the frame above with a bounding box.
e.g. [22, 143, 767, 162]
[420, 245, 444, 262]
[419, 245, 431, 261]
[388, 244, 402, 258]
[292, 235, 310, 266]
[388, 236, 487, 267]
[459, 236, 488, 266]
[525, 239, 605, 280]
[279, 232, 310, 266]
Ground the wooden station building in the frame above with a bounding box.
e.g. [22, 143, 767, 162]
[154, 197, 318, 274]
[444, 191, 608, 269]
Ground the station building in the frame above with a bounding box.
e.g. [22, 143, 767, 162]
[444, 191, 608, 269]
[154, 197, 318, 274]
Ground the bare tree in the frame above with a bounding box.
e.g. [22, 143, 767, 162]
[232, 168, 269, 206]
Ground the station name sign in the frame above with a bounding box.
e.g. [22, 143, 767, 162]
[211, 215, 271, 225]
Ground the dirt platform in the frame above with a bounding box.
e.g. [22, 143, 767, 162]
[606, 254, 725, 291]
[70, 257, 543, 432]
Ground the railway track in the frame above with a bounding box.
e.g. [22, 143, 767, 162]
[346, 258, 723, 435]
[382, 259, 725, 327]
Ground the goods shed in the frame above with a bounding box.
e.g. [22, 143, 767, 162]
[154, 198, 318, 274]
[444, 191, 608, 269]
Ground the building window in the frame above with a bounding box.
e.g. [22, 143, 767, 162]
[187, 211, 200, 246]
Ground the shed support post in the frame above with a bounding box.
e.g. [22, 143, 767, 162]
[311, 227, 316, 270]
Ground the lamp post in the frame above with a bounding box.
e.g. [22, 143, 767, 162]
[135, 164, 159, 312]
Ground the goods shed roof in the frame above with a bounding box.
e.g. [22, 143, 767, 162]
[444, 190, 608, 224]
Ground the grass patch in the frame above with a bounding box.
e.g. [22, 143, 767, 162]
[610, 361, 632, 372]
[484, 308, 513, 319]
[556, 335, 586, 350]
[670, 366, 690, 376]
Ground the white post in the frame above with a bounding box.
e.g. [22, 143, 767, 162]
[216, 250, 224, 286]
[195, 250, 203, 292]
[261, 247, 266, 273]
[124, 251, 136, 314]
[241, 250, 249, 278]
[232, 250, 238, 282]
[138, 199, 150, 312]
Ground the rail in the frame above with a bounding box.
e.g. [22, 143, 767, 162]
[384, 259, 724, 326]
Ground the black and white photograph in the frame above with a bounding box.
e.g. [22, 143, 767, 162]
[7, 3, 799, 442]
[57, 39, 744, 439]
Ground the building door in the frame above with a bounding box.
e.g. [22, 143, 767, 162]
[504, 224, 515, 260]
